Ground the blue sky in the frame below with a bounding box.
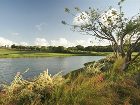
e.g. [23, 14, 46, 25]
[0, 0, 140, 47]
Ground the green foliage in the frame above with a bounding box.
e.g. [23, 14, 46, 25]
[113, 56, 125, 73]
[76, 45, 85, 51]
[10, 44, 114, 52]
[0, 48, 112, 58]
[63, 0, 140, 71]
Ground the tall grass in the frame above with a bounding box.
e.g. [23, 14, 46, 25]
[0, 56, 140, 105]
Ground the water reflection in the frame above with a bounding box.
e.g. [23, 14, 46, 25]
[0, 56, 105, 83]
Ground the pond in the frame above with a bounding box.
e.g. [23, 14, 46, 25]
[0, 56, 105, 83]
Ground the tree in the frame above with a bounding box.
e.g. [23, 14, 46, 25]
[85, 46, 93, 51]
[11, 44, 16, 49]
[56, 46, 65, 53]
[67, 46, 78, 51]
[40, 46, 47, 51]
[76, 45, 85, 51]
[62, 0, 140, 70]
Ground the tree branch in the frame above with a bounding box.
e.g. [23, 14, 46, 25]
[131, 51, 140, 62]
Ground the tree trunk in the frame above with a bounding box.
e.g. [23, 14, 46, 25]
[120, 37, 125, 57]
[120, 56, 130, 71]
[120, 50, 133, 71]
[121, 51, 140, 71]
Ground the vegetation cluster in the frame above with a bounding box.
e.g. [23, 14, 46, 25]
[0, 48, 111, 58]
[0, 55, 140, 105]
[10, 44, 114, 53]
[0, 0, 140, 105]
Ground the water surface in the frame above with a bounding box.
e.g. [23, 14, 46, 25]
[0, 56, 105, 83]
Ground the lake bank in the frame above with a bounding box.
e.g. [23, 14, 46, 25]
[0, 48, 111, 58]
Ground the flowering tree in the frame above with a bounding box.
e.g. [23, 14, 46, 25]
[62, 0, 140, 70]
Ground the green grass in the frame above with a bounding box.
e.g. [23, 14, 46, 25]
[0, 48, 111, 58]
[91, 51, 112, 56]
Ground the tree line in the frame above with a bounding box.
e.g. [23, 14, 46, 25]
[10, 43, 140, 53]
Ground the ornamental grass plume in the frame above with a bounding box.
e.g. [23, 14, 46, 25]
[0, 57, 140, 105]
[0, 69, 64, 105]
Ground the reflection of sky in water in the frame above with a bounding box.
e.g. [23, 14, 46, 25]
[0, 56, 105, 83]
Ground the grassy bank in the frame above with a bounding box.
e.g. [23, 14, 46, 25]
[0, 55, 140, 105]
[0, 48, 111, 58]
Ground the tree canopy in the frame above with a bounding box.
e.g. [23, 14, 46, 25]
[62, 0, 140, 70]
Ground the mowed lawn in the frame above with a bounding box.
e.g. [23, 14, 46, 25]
[0, 48, 78, 58]
[0, 48, 115, 58]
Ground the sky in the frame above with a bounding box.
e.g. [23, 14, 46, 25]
[0, 0, 140, 47]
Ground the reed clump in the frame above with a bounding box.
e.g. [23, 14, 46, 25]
[0, 56, 140, 105]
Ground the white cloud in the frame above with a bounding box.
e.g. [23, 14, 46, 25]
[75, 38, 93, 47]
[34, 37, 110, 47]
[34, 38, 49, 46]
[11, 32, 20, 36]
[0, 37, 29, 47]
[73, 8, 118, 27]
[74, 38, 110, 46]
[0, 36, 110, 48]
[0, 37, 14, 46]
[73, 12, 91, 26]
[50, 38, 74, 47]
[100, 8, 118, 26]
[19, 42, 28, 46]
[35, 23, 47, 31]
